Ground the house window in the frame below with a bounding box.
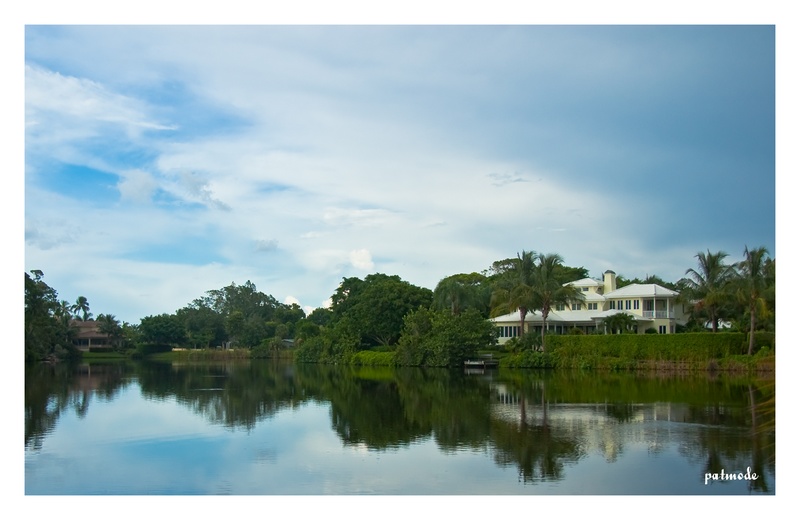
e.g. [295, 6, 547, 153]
[588, 302, 598, 310]
[659, 325, 667, 334]
[610, 301, 616, 310]
[572, 303, 581, 310]
[556, 303, 565, 311]
[582, 287, 589, 291]
[625, 300, 631, 310]
[498, 326, 520, 338]
[634, 300, 640, 310]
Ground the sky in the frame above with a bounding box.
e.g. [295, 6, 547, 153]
[18, 18, 779, 325]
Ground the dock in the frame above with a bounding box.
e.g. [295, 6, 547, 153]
[464, 356, 499, 368]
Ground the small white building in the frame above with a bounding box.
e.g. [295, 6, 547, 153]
[491, 270, 689, 343]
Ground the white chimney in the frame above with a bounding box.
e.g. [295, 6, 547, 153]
[603, 270, 617, 294]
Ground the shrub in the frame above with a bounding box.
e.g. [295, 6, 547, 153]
[540, 332, 777, 370]
[136, 343, 173, 356]
[351, 350, 396, 366]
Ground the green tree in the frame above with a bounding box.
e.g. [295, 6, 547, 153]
[432, 272, 491, 316]
[397, 307, 496, 367]
[96, 313, 122, 349]
[24, 271, 77, 361]
[176, 302, 226, 349]
[490, 250, 538, 338]
[680, 250, 735, 332]
[307, 307, 333, 327]
[328, 274, 433, 347]
[530, 253, 584, 351]
[138, 313, 186, 346]
[736, 246, 771, 355]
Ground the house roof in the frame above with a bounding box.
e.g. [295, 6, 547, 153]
[491, 309, 598, 324]
[604, 283, 677, 298]
[70, 320, 111, 339]
[566, 277, 602, 287]
[490, 308, 648, 324]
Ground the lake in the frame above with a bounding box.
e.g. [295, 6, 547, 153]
[24, 359, 774, 495]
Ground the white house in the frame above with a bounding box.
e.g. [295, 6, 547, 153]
[491, 270, 689, 343]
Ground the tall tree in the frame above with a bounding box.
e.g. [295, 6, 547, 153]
[490, 250, 538, 338]
[681, 250, 735, 332]
[433, 273, 490, 316]
[328, 273, 433, 347]
[530, 253, 584, 351]
[736, 246, 771, 355]
[24, 271, 77, 361]
[72, 296, 92, 321]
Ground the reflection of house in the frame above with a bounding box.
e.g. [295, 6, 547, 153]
[491, 270, 688, 343]
[71, 320, 111, 351]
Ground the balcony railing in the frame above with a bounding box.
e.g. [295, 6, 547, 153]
[642, 311, 674, 319]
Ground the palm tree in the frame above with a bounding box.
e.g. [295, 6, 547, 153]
[681, 250, 735, 332]
[602, 312, 638, 334]
[737, 246, 771, 355]
[72, 296, 92, 321]
[530, 253, 584, 350]
[490, 250, 537, 337]
[54, 300, 73, 321]
[96, 313, 121, 349]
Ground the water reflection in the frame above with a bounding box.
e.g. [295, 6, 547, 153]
[25, 360, 775, 494]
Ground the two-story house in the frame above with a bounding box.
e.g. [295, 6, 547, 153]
[491, 270, 688, 343]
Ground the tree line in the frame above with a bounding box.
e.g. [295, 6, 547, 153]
[24, 245, 774, 363]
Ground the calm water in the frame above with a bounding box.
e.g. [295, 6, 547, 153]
[24, 360, 775, 495]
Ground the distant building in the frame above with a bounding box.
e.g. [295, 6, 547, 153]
[491, 270, 689, 343]
[71, 320, 112, 351]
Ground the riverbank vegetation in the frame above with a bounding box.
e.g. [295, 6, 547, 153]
[25, 245, 775, 372]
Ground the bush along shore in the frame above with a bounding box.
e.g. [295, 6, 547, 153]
[106, 331, 776, 374]
[499, 332, 775, 372]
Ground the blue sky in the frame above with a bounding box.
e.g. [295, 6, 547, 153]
[19, 20, 780, 324]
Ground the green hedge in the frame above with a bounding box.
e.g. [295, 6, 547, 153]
[135, 343, 174, 356]
[500, 332, 776, 369]
[351, 350, 397, 366]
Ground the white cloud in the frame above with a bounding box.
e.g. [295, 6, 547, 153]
[25, 64, 175, 143]
[349, 249, 374, 270]
[117, 169, 158, 203]
[21, 26, 776, 325]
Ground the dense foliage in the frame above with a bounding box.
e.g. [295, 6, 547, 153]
[24, 243, 776, 365]
[395, 307, 497, 367]
[24, 271, 80, 362]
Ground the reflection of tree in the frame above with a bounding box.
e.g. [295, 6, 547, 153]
[490, 380, 583, 483]
[26, 359, 776, 493]
[25, 362, 132, 450]
[137, 360, 312, 431]
[396, 368, 491, 451]
[672, 378, 774, 494]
